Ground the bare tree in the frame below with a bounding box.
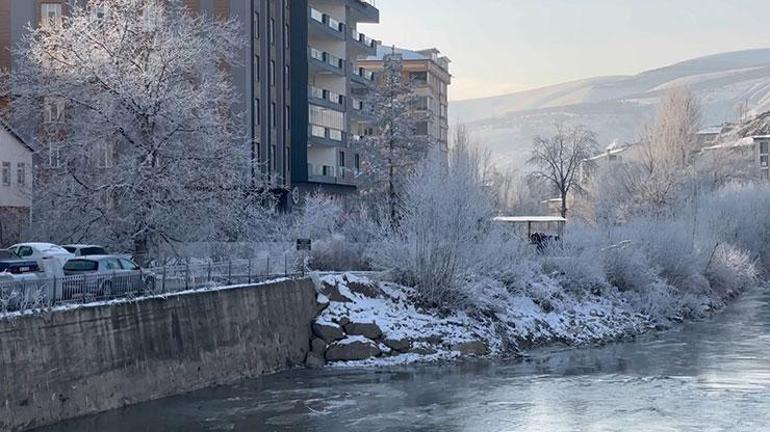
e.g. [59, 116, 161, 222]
[528, 124, 598, 218]
[643, 86, 701, 170]
[4, 0, 257, 263]
[358, 50, 433, 223]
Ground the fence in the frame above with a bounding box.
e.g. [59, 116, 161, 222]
[0, 256, 304, 316]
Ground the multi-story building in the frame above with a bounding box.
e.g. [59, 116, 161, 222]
[357, 46, 451, 152]
[290, 0, 379, 195]
[1, 0, 380, 202]
[0, 119, 32, 245]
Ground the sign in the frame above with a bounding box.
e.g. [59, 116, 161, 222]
[296, 239, 312, 251]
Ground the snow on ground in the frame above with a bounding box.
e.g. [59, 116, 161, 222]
[312, 273, 658, 368]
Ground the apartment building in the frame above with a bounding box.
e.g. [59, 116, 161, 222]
[1, 0, 381, 201]
[0, 120, 32, 245]
[358, 46, 451, 152]
[290, 0, 380, 194]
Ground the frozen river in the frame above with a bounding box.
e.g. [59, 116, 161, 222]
[40, 284, 770, 432]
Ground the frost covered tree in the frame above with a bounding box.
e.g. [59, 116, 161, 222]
[528, 124, 598, 218]
[4, 0, 253, 263]
[643, 87, 701, 169]
[358, 50, 433, 222]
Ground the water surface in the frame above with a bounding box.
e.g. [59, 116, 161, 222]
[41, 285, 770, 432]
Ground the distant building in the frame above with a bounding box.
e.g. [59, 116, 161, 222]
[0, 120, 32, 246]
[357, 46, 452, 152]
[701, 135, 770, 181]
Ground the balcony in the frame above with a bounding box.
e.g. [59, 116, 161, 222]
[351, 66, 375, 86]
[309, 7, 346, 40]
[349, 29, 379, 54]
[347, 0, 379, 24]
[309, 124, 346, 148]
[309, 86, 346, 111]
[309, 48, 346, 75]
[307, 164, 358, 186]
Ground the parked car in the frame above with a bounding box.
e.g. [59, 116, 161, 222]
[61, 244, 109, 257]
[7, 243, 74, 276]
[0, 250, 40, 274]
[61, 255, 152, 300]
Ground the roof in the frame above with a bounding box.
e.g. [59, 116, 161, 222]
[493, 216, 567, 223]
[367, 46, 430, 61]
[0, 118, 33, 152]
[697, 126, 724, 135]
[701, 136, 756, 151]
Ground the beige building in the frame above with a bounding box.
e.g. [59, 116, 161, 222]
[0, 120, 32, 245]
[357, 46, 451, 152]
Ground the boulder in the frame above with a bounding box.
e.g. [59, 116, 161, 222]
[316, 294, 330, 312]
[383, 338, 412, 353]
[305, 352, 325, 369]
[335, 316, 351, 327]
[319, 281, 353, 303]
[325, 337, 381, 361]
[452, 341, 489, 356]
[344, 322, 383, 340]
[311, 338, 327, 355]
[347, 280, 381, 298]
[312, 322, 345, 344]
[410, 345, 437, 356]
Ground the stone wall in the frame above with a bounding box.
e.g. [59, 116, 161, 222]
[0, 278, 317, 431]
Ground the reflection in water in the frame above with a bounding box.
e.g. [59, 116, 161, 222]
[40, 285, 770, 432]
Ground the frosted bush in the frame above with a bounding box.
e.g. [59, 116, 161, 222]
[541, 226, 607, 293]
[705, 244, 758, 299]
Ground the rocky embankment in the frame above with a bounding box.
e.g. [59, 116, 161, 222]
[305, 273, 658, 368]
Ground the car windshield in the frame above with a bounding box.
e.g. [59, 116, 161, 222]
[0, 250, 18, 259]
[80, 247, 107, 256]
[63, 260, 99, 272]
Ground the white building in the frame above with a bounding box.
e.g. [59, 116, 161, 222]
[0, 120, 33, 245]
[701, 135, 770, 181]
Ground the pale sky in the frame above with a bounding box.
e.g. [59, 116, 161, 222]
[359, 0, 770, 101]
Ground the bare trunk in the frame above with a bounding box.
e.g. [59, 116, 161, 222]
[560, 190, 568, 218]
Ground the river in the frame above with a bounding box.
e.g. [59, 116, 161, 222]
[40, 284, 770, 432]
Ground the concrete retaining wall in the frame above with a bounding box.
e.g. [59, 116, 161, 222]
[0, 278, 317, 431]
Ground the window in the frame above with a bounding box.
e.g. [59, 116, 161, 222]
[119, 259, 139, 271]
[285, 105, 290, 130]
[91, 5, 107, 21]
[254, 12, 260, 39]
[413, 96, 429, 111]
[43, 98, 64, 123]
[17, 246, 33, 258]
[415, 121, 429, 136]
[409, 71, 428, 85]
[271, 102, 276, 128]
[761, 141, 769, 155]
[269, 18, 275, 44]
[49, 144, 62, 168]
[761, 155, 769, 168]
[284, 65, 290, 89]
[355, 154, 360, 170]
[270, 60, 275, 85]
[339, 151, 346, 167]
[254, 98, 261, 126]
[254, 55, 260, 82]
[96, 143, 112, 168]
[1, 162, 10, 186]
[16, 163, 26, 187]
[40, 3, 62, 28]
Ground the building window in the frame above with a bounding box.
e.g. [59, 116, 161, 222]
[761, 141, 769, 155]
[43, 98, 64, 123]
[409, 71, 428, 85]
[415, 121, 429, 136]
[285, 105, 290, 130]
[284, 65, 290, 90]
[254, 55, 260, 82]
[254, 12, 260, 39]
[271, 102, 276, 128]
[339, 151, 345, 167]
[17, 163, 26, 187]
[355, 154, 360, 170]
[49, 144, 62, 168]
[413, 96, 429, 111]
[1, 162, 10, 186]
[40, 3, 62, 28]
[270, 60, 275, 85]
[269, 18, 275, 44]
[254, 98, 260, 126]
[271, 145, 277, 171]
[761, 155, 769, 168]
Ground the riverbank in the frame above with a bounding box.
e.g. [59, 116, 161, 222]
[309, 272, 749, 367]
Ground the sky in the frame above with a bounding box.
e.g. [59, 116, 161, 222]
[359, 0, 770, 102]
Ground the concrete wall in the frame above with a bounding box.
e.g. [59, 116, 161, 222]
[0, 278, 317, 431]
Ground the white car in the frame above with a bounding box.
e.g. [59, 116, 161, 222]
[61, 244, 109, 257]
[7, 243, 75, 276]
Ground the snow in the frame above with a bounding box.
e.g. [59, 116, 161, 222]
[314, 273, 660, 368]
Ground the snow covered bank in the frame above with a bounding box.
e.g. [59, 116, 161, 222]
[307, 272, 729, 368]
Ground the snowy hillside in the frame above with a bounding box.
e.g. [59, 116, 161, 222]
[453, 49, 770, 169]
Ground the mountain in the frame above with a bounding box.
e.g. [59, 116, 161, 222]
[452, 49, 770, 170]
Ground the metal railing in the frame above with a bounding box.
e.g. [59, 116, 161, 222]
[0, 257, 302, 316]
[309, 48, 345, 70]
